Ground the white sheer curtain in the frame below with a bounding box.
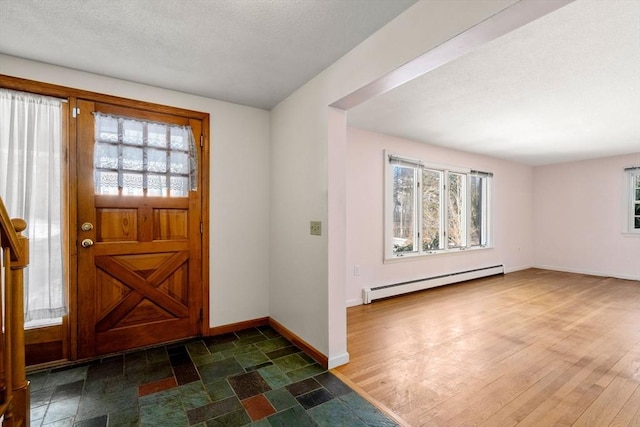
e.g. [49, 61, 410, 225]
[0, 88, 66, 322]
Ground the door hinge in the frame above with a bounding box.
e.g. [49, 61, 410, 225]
[72, 107, 80, 118]
[200, 135, 204, 147]
[200, 222, 204, 234]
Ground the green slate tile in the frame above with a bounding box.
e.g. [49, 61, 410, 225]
[258, 365, 292, 389]
[254, 337, 292, 353]
[198, 358, 244, 383]
[267, 405, 318, 427]
[235, 350, 271, 368]
[273, 354, 310, 373]
[205, 378, 235, 402]
[264, 387, 298, 411]
[307, 399, 368, 427]
[339, 392, 399, 427]
[205, 408, 251, 427]
[178, 381, 211, 410]
[107, 406, 139, 427]
[286, 364, 325, 382]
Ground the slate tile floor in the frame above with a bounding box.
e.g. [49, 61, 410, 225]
[27, 326, 398, 426]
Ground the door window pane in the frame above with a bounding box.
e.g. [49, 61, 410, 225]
[93, 113, 197, 197]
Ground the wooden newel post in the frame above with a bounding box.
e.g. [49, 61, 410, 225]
[9, 218, 29, 427]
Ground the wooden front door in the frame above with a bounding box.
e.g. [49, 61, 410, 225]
[76, 100, 203, 358]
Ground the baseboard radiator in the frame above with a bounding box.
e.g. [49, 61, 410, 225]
[362, 264, 504, 304]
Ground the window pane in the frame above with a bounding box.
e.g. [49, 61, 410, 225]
[169, 151, 189, 174]
[147, 174, 167, 197]
[170, 128, 187, 150]
[122, 173, 143, 195]
[392, 165, 416, 253]
[635, 203, 640, 216]
[635, 216, 640, 229]
[422, 169, 442, 250]
[448, 173, 464, 248]
[147, 148, 167, 173]
[469, 175, 483, 246]
[148, 123, 167, 148]
[122, 146, 143, 171]
[170, 176, 189, 197]
[636, 188, 640, 201]
[94, 142, 118, 169]
[96, 116, 119, 142]
[122, 120, 143, 145]
[95, 171, 119, 195]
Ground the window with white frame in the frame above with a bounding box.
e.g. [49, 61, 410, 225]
[625, 166, 640, 233]
[385, 152, 492, 259]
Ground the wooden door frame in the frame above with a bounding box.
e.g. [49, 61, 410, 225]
[0, 75, 210, 364]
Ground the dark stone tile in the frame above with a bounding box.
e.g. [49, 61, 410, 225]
[31, 404, 47, 422]
[203, 333, 237, 346]
[267, 405, 318, 427]
[42, 396, 81, 425]
[221, 343, 258, 358]
[246, 361, 273, 372]
[254, 337, 292, 353]
[197, 358, 244, 384]
[273, 353, 310, 373]
[266, 346, 301, 360]
[205, 408, 251, 427]
[237, 334, 269, 346]
[107, 406, 140, 427]
[234, 328, 262, 339]
[52, 380, 84, 402]
[227, 371, 272, 400]
[285, 378, 321, 397]
[167, 344, 187, 356]
[41, 416, 75, 426]
[258, 365, 291, 389]
[86, 358, 123, 382]
[139, 398, 187, 426]
[45, 366, 88, 389]
[31, 387, 55, 407]
[124, 360, 174, 386]
[307, 398, 368, 427]
[186, 396, 242, 424]
[28, 371, 50, 391]
[207, 341, 237, 353]
[257, 325, 280, 339]
[145, 346, 169, 363]
[264, 388, 298, 411]
[187, 340, 211, 358]
[170, 350, 200, 385]
[339, 392, 399, 426]
[235, 350, 270, 369]
[286, 364, 325, 382]
[205, 378, 235, 402]
[296, 388, 334, 410]
[314, 372, 353, 398]
[73, 414, 107, 427]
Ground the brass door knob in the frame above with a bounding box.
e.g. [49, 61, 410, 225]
[81, 222, 94, 231]
[81, 238, 94, 248]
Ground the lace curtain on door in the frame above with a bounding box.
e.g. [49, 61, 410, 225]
[0, 88, 66, 322]
[93, 113, 198, 197]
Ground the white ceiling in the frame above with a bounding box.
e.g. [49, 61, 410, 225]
[0, 0, 416, 110]
[348, 0, 640, 166]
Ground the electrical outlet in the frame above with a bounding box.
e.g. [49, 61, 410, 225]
[310, 221, 321, 236]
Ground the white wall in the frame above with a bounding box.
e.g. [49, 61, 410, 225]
[0, 54, 271, 327]
[346, 127, 534, 305]
[533, 153, 640, 280]
[269, 0, 518, 367]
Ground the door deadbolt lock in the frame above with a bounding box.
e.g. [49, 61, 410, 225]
[81, 238, 94, 248]
[81, 222, 94, 231]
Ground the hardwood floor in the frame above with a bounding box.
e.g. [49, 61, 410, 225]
[335, 268, 640, 426]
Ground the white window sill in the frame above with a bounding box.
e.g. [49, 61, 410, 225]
[385, 245, 493, 263]
[622, 232, 640, 238]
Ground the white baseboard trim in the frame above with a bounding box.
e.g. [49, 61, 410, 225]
[328, 352, 350, 369]
[534, 265, 640, 281]
[346, 298, 363, 307]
